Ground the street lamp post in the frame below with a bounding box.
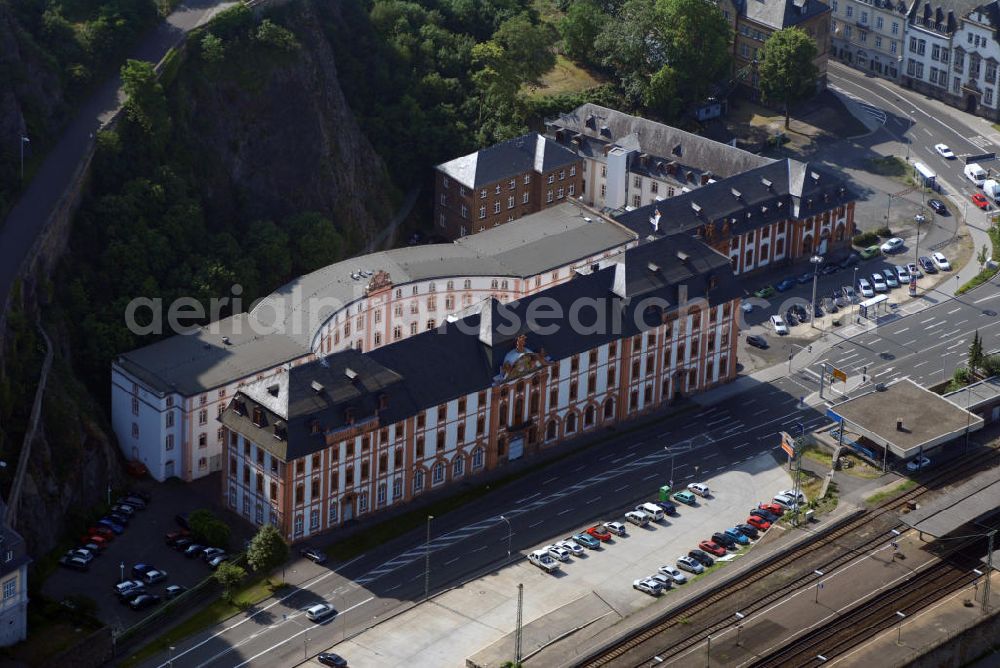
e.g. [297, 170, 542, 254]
[666, 446, 675, 488]
[119, 561, 124, 584]
[810, 255, 824, 329]
[19, 135, 29, 181]
[895, 611, 906, 645]
[734, 611, 745, 646]
[814, 569, 825, 603]
[424, 515, 434, 600]
[168, 646, 175, 667]
[499, 515, 512, 560]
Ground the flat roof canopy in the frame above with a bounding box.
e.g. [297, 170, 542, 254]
[903, 468, 1000, 537]
[827, 379, 983, 459]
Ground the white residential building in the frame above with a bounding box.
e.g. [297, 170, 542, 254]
[831, 0, 908, 80]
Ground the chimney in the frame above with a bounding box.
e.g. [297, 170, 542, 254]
[612, 262, 627, 299]
[479, 299, 495, 347]
[649, 209, 662, 233]
[896, 418, 904, 431]
[379, 393, 389, 410]
[585, 114, 596, 129]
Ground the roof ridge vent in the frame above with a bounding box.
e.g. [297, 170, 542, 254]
[691, 202, 702, 215]
[344, 368, 358, 381]
[731, 188, 742, 200]
[761, 177, 773, 190]
[811, 171, 820, 181]
[310, 380, 325, 394]
[676, 250, 690, 263]
[647, 262, 660, 272]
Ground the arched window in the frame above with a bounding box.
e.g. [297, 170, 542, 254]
[603, 398, 615, 419]
[584, 405, 595, 426]
[546, 420, 557, 441]
[432, 461, 446, 484]
[453, 457, 464, 477]
[566, 413, 577, 433]
[447, 280, 454, 290]
[472, 447, 484, 470]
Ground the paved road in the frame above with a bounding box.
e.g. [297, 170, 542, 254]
[0, 0, 232, 315]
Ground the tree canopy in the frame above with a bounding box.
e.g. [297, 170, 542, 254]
[246, 524, 290, 574]
[559, 0, 608, 63]
[758, 27, 819, 128]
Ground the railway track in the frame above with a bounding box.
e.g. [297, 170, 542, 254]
[580, 445, 998, 667]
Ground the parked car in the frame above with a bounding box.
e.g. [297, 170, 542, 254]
[97, 519, 125, 534]
[746, 334, 768, 350]
[317, 653, 349, 668]
[770, 315, 788, 335]
[871, 273, 887, 292]
[724, 528, 751, 545]
[676, 555, 704, 574]
[547, 544, 571, 562]
[687, 483, 710, 497]
[208, 555, 229, 569]
[859, 245, 881, 260]
[698, 540, 726, 557]
[82, 535, 109, 548]
[688, 549, 714, 567]
[132, 563, 155, 578]
[735, 524, 759, 540]
[657, 565, 688, 584]
[558, 539, 584, 557]
[108, 512, 130, 526]
[81, 541, 105, 554]
[775, 277, 796, 292]
[821, 263, 839, 275]
[772, 494, 801, 511]
[822, 298, 838, 314]
[895, 265, 910, 284]
[753, 285, 776, 299]
[528, 550, 560, 573]
[625, 510, 650, 527]
[59, 555, 89, 572]
[972, 192, 990, 209]
[932, 252, 951, 271]
[300, 547, 327, 564]
[586, 525, 613, 542]
[842, 285, 856, 303]
[934, 143, 955, 159]
[746, 516, 771, 531]
[165, 585, 187, 599]
[112, 504, 136, 516]
[758, 502, 785, 517]
[858, 278, 874, 298]
[129, 594, 161, 611]
[305, 603, 338, 623]
[633, 578, 663, 597]
[794, 272, 811, 284]
[67, 548, 94, 563]
[571, 533, 601, 550]
[928, 198, 948, 214]
[785, 308, 799, 327]
[125, 489, 152, 503]
[656, 500, 677, 516]
[907, 262, 923, 278]
[919, 256, 938, 274]
[711, 532, 738, 550]
[603, 521, 627, 537]
[142, 569, 167, 584]
[202, 547, 226, 562]
[880, 237, 904, 254]
[172, 538, 193, 552]
[906, 455, 932, 471]
[673, 491, 697, 506]
[114, 580, 145, 598]
[882, 269, 899, 288]
[778, 490, 807, 505]
[839, 253, 860, 269]
[184, 544, 206, 558]
[164, 530, 190, 545]
[750, 509, 779, 523]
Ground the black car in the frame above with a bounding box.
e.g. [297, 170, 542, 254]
[821, 263, 839, 275]
[736, 523, 759, 539]
[784, 308, 798, 326]
[839, 253, 860, 269]
[792, 303, 808, 320]
[813, 303, 824, 318]
[129, 594, 161, 611]
[317, 653, 348, 668]
[711, 532, 738, 549]
[165, 585, 187, 599]
[300, 547, 328, 564]
[796, 272, 813, 284]
[746, 334, 768, 350]
[928, 198, 948, 215]
[656, 500, 677, 515]
[184, 544, 207, 558]
[688, 549, 714, 567]
[173, 538, 193, 551]
[919, 256, 938, 274]
[750, 509, 780, 523]
[120, 586, 148, 605]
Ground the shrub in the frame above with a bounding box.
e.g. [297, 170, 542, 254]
[875, 226, 892, 237]
[852, 231, 879, 247]
[188, 509, 231, 548]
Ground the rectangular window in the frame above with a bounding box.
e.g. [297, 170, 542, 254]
[493, 201, 500, 214]
[2, 580, 14, 600]
[892, 21, 899, 35]
[522, 192, 529, 204]
[131, 397, 139, 416]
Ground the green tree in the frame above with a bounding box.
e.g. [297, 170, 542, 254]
[758, 27, 819, 128]
[214, 561, 247, 602]
[188, 509, 231, 548]
[978, 244, 989, 269]
[120, 59, 170, 146]
[559, 0, 607, 63]
[653, 0, 731, 111]
[594, 0, 661, 106]
[254, 19, 300, 52]
[246, 524, 290, 574]
[969, 330, 984, 376]
[287, 213, 344, 275]
[201, 33, 226, 63]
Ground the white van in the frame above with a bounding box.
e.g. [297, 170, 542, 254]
[965, 163, 988, 187]
[625, 510, 650, 526]
[636, 502, 664, 521]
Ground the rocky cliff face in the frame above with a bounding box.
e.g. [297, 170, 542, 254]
[175, 0, 395, 239]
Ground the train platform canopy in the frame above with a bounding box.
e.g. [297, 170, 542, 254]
[902, 467, 1000, 538]
[826, 379, 983, 459]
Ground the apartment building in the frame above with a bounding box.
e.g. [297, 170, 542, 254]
[545, 104, 775, 211]
[615, 158, 856, 275]
[0, 514, 28, 647]
[220, 234, 743, 541]
[433, 133, 583, 239]
[719, 0, 832, 93]
[112, 202, 637, 482]
[831, 0, 909, 80]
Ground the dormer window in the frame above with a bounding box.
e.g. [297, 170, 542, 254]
[234, 400, 247, 416]
[251, 406, 266, 428]
[379, 394, 389, 410]
[345, 407, 355, 424]
[274, 422, 287, 441]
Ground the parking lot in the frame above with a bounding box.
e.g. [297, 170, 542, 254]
[306, 452, 793, 668]
[41, 474, 253, 630]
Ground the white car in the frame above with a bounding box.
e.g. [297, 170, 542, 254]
[547, 544, 571, 562]
[558, 539, 584, 557]
[858, 278, 874, 298]
[144, 569, 168, 584]
[305, 602, 337, 622]
[633, 578, 663, 596]
[880, 237, 904, 254]
[528, 550, 560, 572]
[842, 285, 856, 302]
[895, 265, 910, 284]
[870, 273, 887, 292]
[657, 565, 688, 584]
[677, 555, 705, 574]
[625, 510, 650, 527]
[770, 315, 788, 335]
[778, 489, 807, 504]
[906, 455, 932, 471]
[687, 482, 710, 497]
[932, 252, 951, 271]
[935, 143, 955, 159]
[907, 262, 923, 278]
[772, 494, 801, 510]
[603, 521, 627, 537]
[66, 549, 94, 564]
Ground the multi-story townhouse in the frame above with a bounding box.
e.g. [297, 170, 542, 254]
[616, 159, 856, 275]
[831, 0, 909, 80]
[433, 132, 583, 239]
[112, 202, 637, 481]
[0, 516, 28, 646]
[903, 0, 982, 108]
[718, 0, 832, 94]
[220, 234, 744, 541]
[545, 104, 775, 211]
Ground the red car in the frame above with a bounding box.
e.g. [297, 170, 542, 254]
[758, 502, 785, 516]
[587, 525, 613, 542]
[699, 540, 727, 557]
[81, 535, 109, 548]
[972, 192, 990, 210]
[746, 516, 771, 531]
[87, 527, 114, 540]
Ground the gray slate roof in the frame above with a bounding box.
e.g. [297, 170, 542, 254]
[546, 104, 774, 177]
[743, 0, 830, 29]
[117, 203, 635, 397]
[436, 133, 580, 188]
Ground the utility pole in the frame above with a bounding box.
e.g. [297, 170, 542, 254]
[500, 515, 512, 560]
[424, 514, 434, 600]
[792, 422, 805, 526]
[984, 530, 995, 614]
[810, 255, 823, 329]
[515, 583, 524, 665]
[19, 135, 29, 181]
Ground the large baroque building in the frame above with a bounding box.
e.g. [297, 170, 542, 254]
[831, 0, 910, 80]
[432, 132, 583, 239]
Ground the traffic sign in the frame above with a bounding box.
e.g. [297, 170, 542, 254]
[831, 367, 847, 383]
[780, 431, 797, 458]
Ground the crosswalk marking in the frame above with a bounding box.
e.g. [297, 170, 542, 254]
[968, 135, 993, 149]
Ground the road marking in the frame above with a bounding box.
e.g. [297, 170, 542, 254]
[445, 557, 460, 566]
[529, 520, 544, 528]
[516, 492, 541, 503]
[920, 316, 935, 324]
[904, 339, 917, 346]
[946, 341, 966, 351]
[643, 473, 658, 480]
[948, 307, 962, 314]
[754, 408, 768, 416]
[896, 327, 909, 334]
[542, 476, 559, 485]
[913, 360, 929, 368]
[558, 508, 573, 515]
[599, 453, 614, 461]
[573, 465, 585, 472]
[733, 442, 750, 449]
[615, 484, 628, 492]
[706, 416, 729, 427]
[974, 293, 1000, 303]
[472, 545, 486, 552]
[585, 496, 601, 504]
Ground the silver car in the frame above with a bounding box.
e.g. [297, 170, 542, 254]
[657, 565, 688, 584]
[676, 555, 704, 574]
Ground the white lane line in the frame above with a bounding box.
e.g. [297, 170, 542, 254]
[472, 545, 486, 552]
[946, 341, 967, 351]
[754, 409, 768, 416]
[585, 496, 601, 504]
[706, 416, 729, 427]
[939, 329, 961, 338]
[903, 339, 917, 346]
[920, 316, 935, 324]
[615, 484, 629, 492]
[896, 327, 909, 334]
[516, 492, 541, 503]
[956, 319, 968, 325]
[974, 293, 1000, 303]
[948, 307, 962, 314]
[733, 442, 750, 449]
[558, 508, 573, 515]
[445, 557, 460, 566]
[529, 520, 544, 528]
[913, 360, 929, 368]
[542, 476, 559, 485]
[643, 473, 658, 481]
[227, 596, 376, 668]
[574, 465, 584, 472]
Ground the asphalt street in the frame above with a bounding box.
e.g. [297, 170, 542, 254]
[0, 0, 233, 315]
[141, 63, 1000, 668]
